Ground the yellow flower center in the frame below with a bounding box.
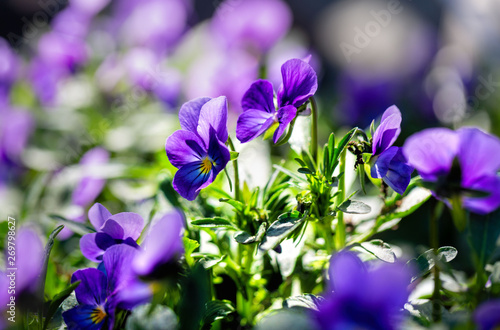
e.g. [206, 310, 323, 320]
[91, 306, 107, 324]
[200, 157, 213, 174]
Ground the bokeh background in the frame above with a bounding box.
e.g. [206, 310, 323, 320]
[1, 0, 500, 279]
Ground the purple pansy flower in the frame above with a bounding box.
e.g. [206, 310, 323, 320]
[133, 210, 184, 277]
[236, 58, 317, 144]
[313, 251, 411, 330]
[165, 96, 230, 201]
[80, 203, 144, 262]
[370, 105, 413, 195]
[474, 299, 500, 330]
[403, 127, 500, 214]
[63, 245, 150, 330]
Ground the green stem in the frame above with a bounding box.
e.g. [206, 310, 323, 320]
[227, 137, 240, 202]
[334, 149, 347, 250]
[310, 97, 318, 164]
[430, 200, 443, 322]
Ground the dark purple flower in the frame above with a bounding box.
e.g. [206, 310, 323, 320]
[474, 299, 500, 330]
[63, 244, 150, 330]
[211, 0, 292, 53]
[132, 210, 184, 277]
[313, 251, 410, 330]
[403, 127, 500, 214]
[236, 58, 317, 143]
[80, 203, 144, 262]
[370, 106, 413, 194]
[166, 96, 230, 201]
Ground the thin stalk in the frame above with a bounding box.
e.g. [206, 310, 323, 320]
[227, 136, 240, 202]
[430, 200, 443, 322]
[310, 97, 318, 164]
[334, 149, 347, 250]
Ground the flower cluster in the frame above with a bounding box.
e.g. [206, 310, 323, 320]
[63, 205, 184, 329]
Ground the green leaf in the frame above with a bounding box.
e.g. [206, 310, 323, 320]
[230, 151, 239, 161]
[332, 128, 358, 165]
[199, 255, 225, 269]
[125, 304, 178, 330]
[376, 187, 432, 226]
[358, 165, 367, 194]
[355, 239, 396, 263]
[178, 263, 211, 330]
[223, 167, 234, 194]
[234, 223, 267, 244]
[259, 211, 308, 252]
[407, 246, 458, 282]
[191, 218, 239, 230]
[338, 200, 371, 214]
[48, 215, 95, 236]
[43, 281, 80, 330]
[201, 300, 235, 328]
[183, 237, 200, 266]
[283, 294, 325, 311]
[39, 225, 65, 327]
[468, 208, 500, 268]
[273, 165, 308, 183]
[159, 178, 181, 208]
[255, 309, 315, 330]
[297, 167, 313, 175]
[294, 158, 307, 168]
[219, 198, 245, 213]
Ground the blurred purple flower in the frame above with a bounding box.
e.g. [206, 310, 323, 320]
[52, 8, 92, 39]
[11, 228, 44, 295]
[0, 38, 20, 105]
[132, 210, 184, 277]
[474, 299, 500, 330]
[116, 0, 188, 55]
[58, 147, 110, 240]
[122, 48, 181, 108]
[63, 244, 151, 330]
[29, 57, 67, 106]
[38, 32, 88, 72]
[186, 48, 258, 111]
[313, 251, 410, 330]
[211, 0, 292, 54]
[337, 74, 399, 127]
[0, 106, 34, 185]
[70, 0, 111, 18]
[403, 127, 500, 214]
[370, 106, 413, 195]
[80, 203, 144, 262]
[71, 147, 110, 208]
[166, 96, 230, 201]
[236, 58, 317, 143]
